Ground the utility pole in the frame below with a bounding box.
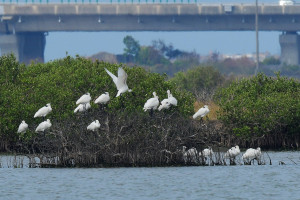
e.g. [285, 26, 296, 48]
[255, 0, 259, 75]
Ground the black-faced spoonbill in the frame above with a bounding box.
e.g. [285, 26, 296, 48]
[143, 92, 159, 116]
[182, 146, 198, 164]
[17, 120, 28, 133]
[87, 120, 101, 132]
[158, 90, 177, 111]
[193, 105, 210, 119]
[34, 103, 52, 119]
[104, 67, 132, 97]
[35, 119, 52, 133]
[167, 90, 178, 106]
[94, 92, 110, 104]
[74, 102, 91, 113]
[242, 147, 262, 165]
[76, 93, 91, 111]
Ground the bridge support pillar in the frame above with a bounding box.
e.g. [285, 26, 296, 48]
[279, 32, 300, 66]
[0, 32, 46, 64]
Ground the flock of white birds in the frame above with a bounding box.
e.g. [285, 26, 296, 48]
[182, 145, 262, 164]
[17, 67, 210, 135]
[16, 67, 263, 164]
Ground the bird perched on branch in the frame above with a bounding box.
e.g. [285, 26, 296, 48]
[34, 103, 52, 119]
[143, 92, 159, 115]
[76, 93, 91, 111]
[94, 92, 110, 105]
[158, 90, 177, 111]
[87, 120, 101, 132]
[193, 105, 210, 119]
[35, 119, 52, 133]
[74, 102, 91, 113]
[105, 67, 132, 97]
[167, 90, 177, 106]
[76, 93, 91, 105]
[17, 120, 28, 133]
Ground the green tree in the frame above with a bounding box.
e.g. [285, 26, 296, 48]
[214, 73, 300, 138]
[261, 56, 280, 65]
[171, 66, 226, 100]
[0, 55, 195, 141]
[136, 46, 170, 66]
[123, 35, 140, 58]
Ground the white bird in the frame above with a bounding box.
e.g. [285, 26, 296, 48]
[224, 145, 240, 159]
[242, 147, 262, 164]
[201, 147, 214, 158]
[17, 120, 28, 133]
[193, 105, 210, 119]
[87, 120, 101, 132]
[158, 99, 171, 111]
[94, 92, 110, 104]
[167, 90, 178, 106]
[35, 119, 52, 133]
[76, 93, 91, 105]
[143, 92, 159, 112]
[104, 67, 132, 97]
[182, 146, 198, 164]
[74, 102, 91, 113]
[158, 90, 177, 111]
[34, 103, 52, 118]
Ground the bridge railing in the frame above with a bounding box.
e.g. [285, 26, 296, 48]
[0, 0, 206, 4]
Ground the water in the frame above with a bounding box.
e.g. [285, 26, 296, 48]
[0, 152, 299, 200]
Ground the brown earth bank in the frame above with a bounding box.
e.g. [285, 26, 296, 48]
[0, 109, 299, 167]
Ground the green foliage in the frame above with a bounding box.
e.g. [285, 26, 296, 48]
[123, 35, 141, 58]
[0, 55, 195, 140]
[214, 57, 256, 75]
[214, 73, 300, 138]
[171, 66, 226, 100]
[261, 56, 280, 65]
[136, 46, 170, 66]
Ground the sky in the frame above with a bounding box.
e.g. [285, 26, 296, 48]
[45, 31, 281, 62]
[41, 0, 284, 62]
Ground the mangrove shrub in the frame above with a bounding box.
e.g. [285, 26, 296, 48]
[0, 55, 195, 142]
[214, 73, 300, 138]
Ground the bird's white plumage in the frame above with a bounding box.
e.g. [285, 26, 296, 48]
[167, 90, 178, 106]
[94, 92, 110, 104]
[35, 119, 52, 132]
[182, 146, 198, 164]
[74, 102, 91, 113]
[87, 120, 101, 131]
[17, 120, 28, 133]
[158, 99, 171, 111]
[242, 147, 262, 162]
[158, 90, 178, 111]
[105, 68, 132, 97]
[224, 145, 240, 159]
[143, 92, 159, 111]
[193, 105, 210, 119]
[34, 103, 52, 118]
[76, 93, 91, 105]
[201, 147, 214, 158]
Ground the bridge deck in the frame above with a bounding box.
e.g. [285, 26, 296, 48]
[1, 4, 300, 32]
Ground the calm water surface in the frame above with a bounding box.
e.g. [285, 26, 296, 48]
[0, 152, 299, 200]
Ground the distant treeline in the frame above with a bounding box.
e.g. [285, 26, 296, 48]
[90, 35, 300, 79]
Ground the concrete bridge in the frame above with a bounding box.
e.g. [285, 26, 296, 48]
[0, 2, 300, 64]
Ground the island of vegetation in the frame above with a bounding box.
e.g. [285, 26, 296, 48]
[0, 36, 299, 167]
